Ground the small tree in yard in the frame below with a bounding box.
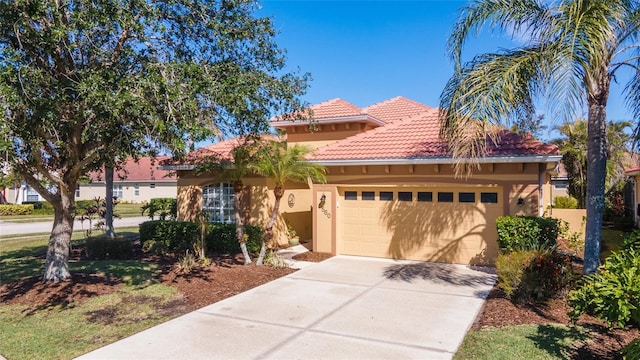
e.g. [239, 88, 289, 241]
[250, 140, 326, 266]
[0, 0, 309, 282]
[195, 138, 262, 264]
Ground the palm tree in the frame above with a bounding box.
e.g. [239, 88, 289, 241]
[553, 119, 632, 208]
[441, 0, 640, 274]
[250, 140, 326, 266]
[197, 139, 258, 264]
[552, 120, 589, 207]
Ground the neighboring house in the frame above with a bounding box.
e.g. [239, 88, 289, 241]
[167, 97, 561, 265]
[549, 163, 570, 203]
[80, 157, 177, 203]
[4, 181, 49, 204]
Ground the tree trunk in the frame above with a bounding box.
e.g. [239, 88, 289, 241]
[105, 166, 115, 238]
[583, 102, 607, 274]
[256, 185, 283, 266]
[44, 190, 75, 282]
[234, 181, 251, 265]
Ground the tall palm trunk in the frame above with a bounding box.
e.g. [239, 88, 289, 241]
[256, 185, 284, 266]
[234, 181, 251, 264]
[105, 166, 116, 238]
[584, 99, 608, 274]
[44, 188, 76, 281]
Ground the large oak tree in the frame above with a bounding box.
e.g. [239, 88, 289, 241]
[0, 0, 309, 281]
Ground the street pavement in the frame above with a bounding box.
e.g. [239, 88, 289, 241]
[0, 216, 148, 236]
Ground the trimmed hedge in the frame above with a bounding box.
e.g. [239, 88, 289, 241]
[139, 220, 199, 254]
[206, 224, 262, 254]
[139, 220, 263, 255]
[0, 204, 34, 216]
[496, 216, 560, 254]
[85, 236, 133, 260]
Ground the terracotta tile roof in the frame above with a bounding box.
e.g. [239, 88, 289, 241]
[309, 109, 559, 161]
[169, 135, 277, 165]
[625, 165, 640, 174]
[363, 96, 435, 124]
[308, 98, 364, 119]
[89, 157, 176, 182]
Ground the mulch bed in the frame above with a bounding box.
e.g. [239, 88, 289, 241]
[0, 245, 296, 313]
[291, 251, 333, 262]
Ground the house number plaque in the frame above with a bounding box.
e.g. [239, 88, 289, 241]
[287, 194, 295, 208]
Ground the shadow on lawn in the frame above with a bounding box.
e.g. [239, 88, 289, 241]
[527, 324, 589, 359]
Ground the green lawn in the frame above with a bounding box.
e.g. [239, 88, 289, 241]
[0, 227, 183, 360]
[455, 324, 589, 360]
[0, 203, 146, 222]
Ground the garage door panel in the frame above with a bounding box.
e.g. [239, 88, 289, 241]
[339, 187, 501, 264]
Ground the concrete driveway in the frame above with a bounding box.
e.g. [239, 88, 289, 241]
[76, 256, 496, 360]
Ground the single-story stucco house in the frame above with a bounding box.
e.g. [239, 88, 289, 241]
[167, 97, 562, 265]
[81, 157, 177, 203]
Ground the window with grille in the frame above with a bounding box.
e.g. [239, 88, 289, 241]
[202, 183, 235, 223]
[113, 185, 123, 199]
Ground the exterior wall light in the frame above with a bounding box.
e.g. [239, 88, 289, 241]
[517, 197, 525, 206]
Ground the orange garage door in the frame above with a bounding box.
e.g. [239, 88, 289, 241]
[339, 187, 502, 264]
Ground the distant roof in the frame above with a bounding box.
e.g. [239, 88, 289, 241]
[625, 165, 640, 175]
[89, 157, 176, 182]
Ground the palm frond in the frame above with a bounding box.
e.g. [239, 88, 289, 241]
[448, 0, 551, 69]
[440, 44, 564, 171]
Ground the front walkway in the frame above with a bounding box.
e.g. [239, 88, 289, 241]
[76, 256, 496, 360]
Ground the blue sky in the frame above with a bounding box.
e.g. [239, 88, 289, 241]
[259, 0, 635, 141]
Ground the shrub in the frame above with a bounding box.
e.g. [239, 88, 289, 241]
[75, 200, 95, 212]
[22, 201, 54, 210]
[496, 216, 560, 254]
[176, 250, 197, 273]
[553, 196, 578, 209]
[622, 231, 640, 251]
[569, 246, 640, 328]
[85, 236, 133, 260]
[496, 250, 574, 304]
[139, 220, 199, 254]
[141, 198, 177, 220]
[0, 204, 34, 215]
[206, 224, 262, 254]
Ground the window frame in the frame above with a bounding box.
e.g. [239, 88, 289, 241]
[417, 192, 433, 202]
[458, 192, 476, 203]
[202, 183, 235, 224]
[344, 191, 357, 200]
[379, 191, 393, 201]
[437, 192, 454, 203]
[480, 192, 499, 204]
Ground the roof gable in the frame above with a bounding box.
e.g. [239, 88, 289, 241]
[308, 98, 364, 119]
[363, 96, 435, 124]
